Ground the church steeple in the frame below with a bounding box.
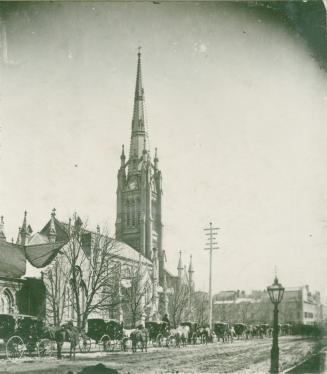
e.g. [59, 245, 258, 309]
[129, 48, 149, 172]
[115, 50, 164, 302]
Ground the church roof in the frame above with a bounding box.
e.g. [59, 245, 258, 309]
[27, 233, 49, 245]
[114, 240, 152, 266]
[0, 241, 26, 278]
[25, 215, 152, 269]
[25, 241, 67, 268]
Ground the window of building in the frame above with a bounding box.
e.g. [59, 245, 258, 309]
[0, 289, 14, 314]
[126, 200, 130, 227]
[132, 199, 136, 226]
[136, 198, 141, 224]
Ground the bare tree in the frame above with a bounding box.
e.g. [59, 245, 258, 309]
[43, 215, 122, 330]
[63, 215, 122, 330]
[193, 292, 209, 326]
[43, 255, 69, 326]
[168, 282, 190, 328]
[121, 259, 151, 328]
[238, 302, 252, 323]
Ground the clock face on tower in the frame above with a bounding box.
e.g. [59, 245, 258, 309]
[128, 180, 138, 190]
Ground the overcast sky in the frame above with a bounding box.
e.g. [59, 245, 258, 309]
[1, 2, 327, 299]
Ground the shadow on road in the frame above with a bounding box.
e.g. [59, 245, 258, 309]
[67, 363, 120, 374]
[288, 352, 326, 373]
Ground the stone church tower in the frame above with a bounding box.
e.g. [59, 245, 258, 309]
[115, 51, 165, 287]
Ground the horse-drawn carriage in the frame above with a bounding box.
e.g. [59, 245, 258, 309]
[85, 318, 124, 352]
[180, 321, 199, 344]
[214, 321, 233, 342]
[0, 313, 50, 359]
[259, 323, 270, 337]
[145, 321, 170, 347]
[233, 323, 247, 339]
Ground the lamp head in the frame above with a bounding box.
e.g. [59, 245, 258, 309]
[267, 276, 285, 305]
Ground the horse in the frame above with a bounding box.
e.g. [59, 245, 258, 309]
[233, 323, 247, 340]
[219, 325, 235, 343]
[63, 323, 80, 360]
[42, 323, 79, 360]
[197, 326, 212, 344]
[130, 326, 148, 353]
[169, 325, 190, 347]
[122, 328, 135, 351]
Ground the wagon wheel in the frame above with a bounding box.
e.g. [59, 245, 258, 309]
[168, 335, 176, 348]
[164, 335, 170, 348]
[79, 336, 91, 353]
[37, 339, 55, 357]
[100, 334, 111, 352]
[6, 336, 25, 359]
[156, 334, 163, 347]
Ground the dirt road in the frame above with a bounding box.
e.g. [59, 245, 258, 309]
[0, 336, 321, 373]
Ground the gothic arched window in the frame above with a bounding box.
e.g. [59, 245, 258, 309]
[132, 199, 136, 226]
[0, 289, 14, 314]
[126, 200, 131, 227]
[136, 198, 141, 224]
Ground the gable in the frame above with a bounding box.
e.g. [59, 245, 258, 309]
[39, 218, 69, 242]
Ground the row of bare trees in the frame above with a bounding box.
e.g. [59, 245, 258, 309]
[43, 215, 153, 329]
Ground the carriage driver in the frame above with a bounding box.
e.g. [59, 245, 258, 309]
[162, 313, 170, 328]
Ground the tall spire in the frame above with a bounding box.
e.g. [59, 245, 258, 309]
[129, 48, 149, 171]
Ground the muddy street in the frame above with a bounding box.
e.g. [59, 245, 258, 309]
[0, 336, 321, 373]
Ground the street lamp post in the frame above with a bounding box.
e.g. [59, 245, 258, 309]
[267, 276, 285, 373]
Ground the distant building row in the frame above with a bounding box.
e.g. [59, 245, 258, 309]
[212, 285, 327, 326]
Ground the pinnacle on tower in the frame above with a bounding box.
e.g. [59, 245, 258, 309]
[177, 250, 183, 270]
[20, 211, 32, 245]
[16, 227, 21, 244]
[177, 251, 183, 279]
[154, 147, 159, 169]
[0, 216, 6, 242]
[48, 208, 57, 243]
[188, 254, 194, 274]
[21, 211, 27, 234]
[120, 144, 126, 166]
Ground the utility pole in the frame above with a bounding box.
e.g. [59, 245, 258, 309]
[204, 222, 219, 330]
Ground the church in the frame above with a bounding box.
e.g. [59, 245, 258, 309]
[0, 50, 195, 327]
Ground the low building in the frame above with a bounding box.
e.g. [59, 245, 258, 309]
[213, 285, 327, 325]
